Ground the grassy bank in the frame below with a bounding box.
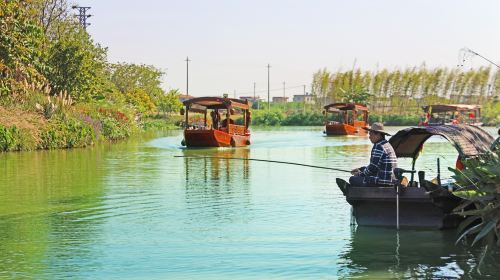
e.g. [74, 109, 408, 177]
[0, 102, 180, 152]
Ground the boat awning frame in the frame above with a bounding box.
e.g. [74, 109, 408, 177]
[324, 103, 368, 112]
[422, 104, 481, 113]
[389, 125, 494, 160]
[183, 97, 251, 111]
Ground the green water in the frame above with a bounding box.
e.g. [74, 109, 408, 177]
[0, 127, 498, 279]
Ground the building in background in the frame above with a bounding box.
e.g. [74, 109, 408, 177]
[293, 93, 315, 104]
[239, 96, 262, 103]
[272, 96, 289, 103]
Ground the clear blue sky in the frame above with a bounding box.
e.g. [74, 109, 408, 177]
[78, 0, 500, 98]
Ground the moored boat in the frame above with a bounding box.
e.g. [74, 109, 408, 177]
[181, 96, 251, 147]
[323, 103, 369, 136]
[420, 104, 482, 126]
[336, 125, 495, 229]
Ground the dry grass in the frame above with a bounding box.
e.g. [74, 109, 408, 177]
[0, 106, 46, 143]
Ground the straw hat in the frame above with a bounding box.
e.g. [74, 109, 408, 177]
[362, 122, 391, 136]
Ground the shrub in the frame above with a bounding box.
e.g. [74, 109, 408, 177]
[101, 117, 130, 140]
[40, 115, 95, 149]
[369, 113, 420, 126]
[252, 111, 285, 126]
[0, 125, 36, 152]
[282, 112, 324, 126]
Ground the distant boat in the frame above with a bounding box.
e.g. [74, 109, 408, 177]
[180, 97, 251, 147]
[420, 104, 482, 126]
[323, 103, 369, 136]
[336, 125, 495, 229]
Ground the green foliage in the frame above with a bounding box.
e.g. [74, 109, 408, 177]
[101, 117, 129, 141]
[481, 102, 500, 126]
[110, 63, 167, 113]
[282, 112, 324, 126]
[0, 0, 48, 97]
[368, 113, 421, 126]
[141, 116, 180, 131]
[0, 1, 182, 152]
[252, 111, 285, 126]
[94, 107, 134, 140]
[158, 89, 183, 114]
[40, 115, 95, 149]
[448, 147, 500, 260]
[45, 27, 110, 101]
[311, 66, 498, 115]
[124, 88, 156, 113]
[340, 85, 372, 104]
[0, 125, 35, 151]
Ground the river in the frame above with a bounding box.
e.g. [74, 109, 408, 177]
[0, 126, 498, 279]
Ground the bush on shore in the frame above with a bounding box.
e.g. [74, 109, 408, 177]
[0, 125, 36, 152]
[250, 110, 421, 126]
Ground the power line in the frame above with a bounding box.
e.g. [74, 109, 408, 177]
[237, 84, 305, 95]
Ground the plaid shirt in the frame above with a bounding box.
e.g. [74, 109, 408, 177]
[359, 139, 398, 186]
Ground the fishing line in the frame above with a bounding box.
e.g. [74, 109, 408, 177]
[174, 155, 352, 173]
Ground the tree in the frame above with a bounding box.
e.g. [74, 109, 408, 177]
[0, 0, 48, 97]
[158, 89, 182, 115]
[45, 26, 110, 101]
[110, 63, 167, 113]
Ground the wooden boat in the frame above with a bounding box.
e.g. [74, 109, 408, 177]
[420, 104, 482, 126]
[336, 125, 495, 229]
[180, 96, 251, 147]
[323, 103, 368, 136]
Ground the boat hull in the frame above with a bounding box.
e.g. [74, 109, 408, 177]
[343, 185, 462, 229]
[184, 129, 250, 147]
[325, 123, 367, 136]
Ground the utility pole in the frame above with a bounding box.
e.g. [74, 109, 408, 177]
[253, 82, 258, 110]
[303, 84, 306, 112]
[185, 57, 190, 95]
[283, 81, 286, 110]
[72, 6, 92, 30]
[267, 64, 271, 111]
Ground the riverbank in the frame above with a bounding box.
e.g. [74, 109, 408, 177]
[0, 104, 180, 152]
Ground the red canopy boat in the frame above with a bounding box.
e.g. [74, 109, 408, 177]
[323, 103, 369, 136]
[180, 97, 251, 147]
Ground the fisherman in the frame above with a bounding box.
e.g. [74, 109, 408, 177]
[350, 122, 398, 187]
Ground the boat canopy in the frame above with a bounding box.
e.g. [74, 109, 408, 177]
[389, 125, 494, 159]
[422, 104, 481, 113]
[324, 103, 368, 112]
[183, 97, 250, 112]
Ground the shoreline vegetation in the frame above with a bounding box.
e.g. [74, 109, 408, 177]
[1, 1, 498, 152]
[0, 1, 183, 152]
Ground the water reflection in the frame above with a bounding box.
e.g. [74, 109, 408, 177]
[338, 226, 498, 279]
[0, 148, 107, 278]
[182, 148, 250, 184]
[182, 148, 251, 225]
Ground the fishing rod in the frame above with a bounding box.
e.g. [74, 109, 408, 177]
[173, 155, 351, 173]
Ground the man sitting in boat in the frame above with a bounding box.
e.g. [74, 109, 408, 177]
[220, 109, 236, 129]
[349, 123, 398, 187]
[221, 117, 235, 128]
